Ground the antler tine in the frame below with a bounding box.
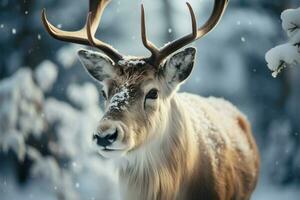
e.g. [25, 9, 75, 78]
[42, 9, 87, 44]
[149, 0, 228, 66]
[86, 1, 123, 62]
[195, 0, 228, 38]
[152, 2, 197, 65]
[41, 0, 123, 62]
[141, 4, 160, 60]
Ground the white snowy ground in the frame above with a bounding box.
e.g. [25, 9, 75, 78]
[1, 168, 300, 200]
[0, 162, 119, 200]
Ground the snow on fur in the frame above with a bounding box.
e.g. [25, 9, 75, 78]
[109, 85, 129, 111]
[118, 56, 146, 66]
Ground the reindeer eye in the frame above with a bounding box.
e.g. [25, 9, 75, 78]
[146, 89, 158, 100]
[101, 90, 107, 100]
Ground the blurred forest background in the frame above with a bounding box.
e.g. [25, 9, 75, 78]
[0, 0, 300, 199]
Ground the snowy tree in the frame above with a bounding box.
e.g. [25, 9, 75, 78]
[0, 53, 118, 200]
[265, 7, 300, 77]
[263, 5, 300, 188]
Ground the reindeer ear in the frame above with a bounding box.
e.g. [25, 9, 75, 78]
[163, 47, 196, 88]
[78, 49, 116, 82]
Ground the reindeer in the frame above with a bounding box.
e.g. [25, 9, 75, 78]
[42, 0, 260, 199]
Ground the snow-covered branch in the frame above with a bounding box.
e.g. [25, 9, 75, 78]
[0, 48, 118, 199]
[265, 7, 300, 77]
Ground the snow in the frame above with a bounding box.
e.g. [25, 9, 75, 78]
[109, 85, 129, 111]
[0, 173, 56, 200]
[265, 6, 300, 77]
[56, 45, 79, 69]
[67, 83, 99, 109]
[265, 43, 300, 77]
[44, 97, 90, 158]
[0, 68, 44, 139]
[0, 68, 44, 161]
[118, 57, 146, 66]
[281, 7, 300, 42]
[31, 157, 61, 185]
[34, 60, 58, 92]
[31, 157, 80, 200]
[1, 130, 26, 161]
[0, 66, 117, 200]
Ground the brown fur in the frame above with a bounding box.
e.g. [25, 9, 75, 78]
[116, 93, 260, 200]
[86, 55, 260, 200]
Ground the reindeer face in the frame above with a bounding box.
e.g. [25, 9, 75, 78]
[78, 47, 196, 158]
[43, 0, 226, 159]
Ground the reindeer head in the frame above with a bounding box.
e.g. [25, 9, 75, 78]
[42, 0, 228, 158]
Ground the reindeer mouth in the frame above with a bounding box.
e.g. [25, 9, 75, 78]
[103, 148, 120, 152]
[97, 147, 127, 159]
[103, 148, 114, 152]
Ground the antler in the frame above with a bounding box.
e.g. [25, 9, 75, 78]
[142, 0, 229, 66]
[42, 0, 228, 66]
[41, 0, 123, 62]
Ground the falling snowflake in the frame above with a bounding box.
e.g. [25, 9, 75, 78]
[12, 28, 16, 34]
[72, 162, 77, 168]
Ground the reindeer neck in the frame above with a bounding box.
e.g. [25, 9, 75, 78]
[118, 95, 198, 200]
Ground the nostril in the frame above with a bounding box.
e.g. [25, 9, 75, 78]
[93, 129, 118, 147]
[106, 129, 118, 143]
[93, 134, 99, 141]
